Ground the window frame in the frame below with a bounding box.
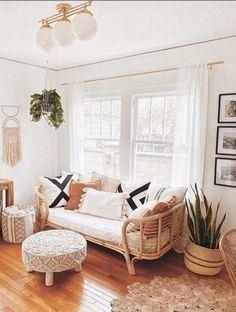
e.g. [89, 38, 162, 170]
[131, 91, 177, 181]
[83, 95, 121, 177]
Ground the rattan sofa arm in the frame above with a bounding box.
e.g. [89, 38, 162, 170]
[34, 185, 49, 231]
[121, 202, 185, 255]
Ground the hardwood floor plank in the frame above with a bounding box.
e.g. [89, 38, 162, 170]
[0, 307, 16, 312]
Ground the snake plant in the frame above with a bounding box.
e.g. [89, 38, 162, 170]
[186, 184, 226, 249]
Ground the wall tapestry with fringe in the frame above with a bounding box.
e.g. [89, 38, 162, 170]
[1, 106, 21, 166]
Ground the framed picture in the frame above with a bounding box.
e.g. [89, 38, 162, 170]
[216, 126, 236, 155]
[214, 157, 236, 188]
[218, 93, 236, 123]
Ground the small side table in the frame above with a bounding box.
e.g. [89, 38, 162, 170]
[0, 179, 14, 207]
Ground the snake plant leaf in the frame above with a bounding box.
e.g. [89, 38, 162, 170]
[188, 198, 200, 244]
[187, 215, 195, 243]
[202, 190, 209, 214]
[194, 183, 202, 244]
[205, 202, 212, 232]
[213, 213, 226, 248]
[199, 216, 206, 246]
[212, 200, 222, 237]
[205, 225, 212, 247]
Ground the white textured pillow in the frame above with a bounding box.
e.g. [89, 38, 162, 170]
[61, 170, 91, 182]
[127, 200, 157, 232]
[159, 187, 187, 204]
[90, 171, 120, 192]
[145, 182, 165, 202]
[128, 201, 158, 219]
[79, 188, 125, 220]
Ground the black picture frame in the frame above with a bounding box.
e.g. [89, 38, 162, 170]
[218, 93, 236, 123]
[214, 157, 236, 188]
[216, 126, 236, 156]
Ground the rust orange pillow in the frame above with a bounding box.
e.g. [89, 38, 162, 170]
[65, 180, 101, 210]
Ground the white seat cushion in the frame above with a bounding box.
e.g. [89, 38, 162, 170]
[48, 208, 123, 245]
[48, 208, 171, 252]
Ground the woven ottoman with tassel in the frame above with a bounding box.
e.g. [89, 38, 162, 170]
[2, 205, 35, 243]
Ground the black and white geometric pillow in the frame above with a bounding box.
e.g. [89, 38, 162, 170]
[117, 181, 150, 216]
[39, 174, 73, 208]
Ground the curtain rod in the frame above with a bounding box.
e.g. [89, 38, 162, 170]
[61, 60, 224, 86]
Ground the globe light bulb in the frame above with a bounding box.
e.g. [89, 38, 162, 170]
[36, 23, 55, 52]
[72, 10, 97, 41]
[53, 18, 75, 47]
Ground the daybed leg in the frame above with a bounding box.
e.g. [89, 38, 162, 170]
[124, 253, 136, 275]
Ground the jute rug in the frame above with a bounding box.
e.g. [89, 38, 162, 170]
[111, 274, 236, 312]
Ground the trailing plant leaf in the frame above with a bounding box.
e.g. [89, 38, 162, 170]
[186, 184, 226, 249]
[30, 89, 64, 129]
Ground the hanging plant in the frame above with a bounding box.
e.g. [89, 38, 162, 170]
[30, 89, 64, 129]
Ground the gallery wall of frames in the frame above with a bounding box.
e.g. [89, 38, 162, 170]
[215, 93, 236, 188]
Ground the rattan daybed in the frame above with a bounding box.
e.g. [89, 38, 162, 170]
[34, 185, 185, 275]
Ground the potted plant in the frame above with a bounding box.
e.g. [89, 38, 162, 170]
[184, 184, 226, 276]
[30, 89, 64, 129]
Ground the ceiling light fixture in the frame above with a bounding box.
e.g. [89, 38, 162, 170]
[36, 1, 97, 51]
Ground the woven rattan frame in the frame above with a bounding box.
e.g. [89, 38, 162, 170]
[220, 229, 236, 289]
[34, 185, 185, 275]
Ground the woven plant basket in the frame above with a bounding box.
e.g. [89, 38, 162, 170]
[184, 240, 224, 276]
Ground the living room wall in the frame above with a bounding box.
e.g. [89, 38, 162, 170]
[56, 36, 236, 232]
[0, 60, 58, 204]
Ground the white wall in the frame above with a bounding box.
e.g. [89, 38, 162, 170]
[0, 60, 58, 204]
[204, 61, 236, 231]
[56, 36, 236, 232]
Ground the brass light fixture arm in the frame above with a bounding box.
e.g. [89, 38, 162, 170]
[39, 1, 92, 26]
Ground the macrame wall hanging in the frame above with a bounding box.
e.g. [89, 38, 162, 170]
[1, 105, 22, 166]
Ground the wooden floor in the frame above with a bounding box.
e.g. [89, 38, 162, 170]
[0, 238, 230, 312]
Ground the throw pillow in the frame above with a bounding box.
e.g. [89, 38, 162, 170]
[61, 170, 92, 182]
[78, 188, 125, 220]
[143, 196, 177, 237]
[90, 171, 121, 192]
[39, 174, 74, 208]
[159, 187, 187, 204]
[65, 180, 101, 210]
[118, 181, 151, 216]
[128, 201, 158, 219]
[127, 200, 158, 232]
[145, 182, 166, 202]
[61, 170, 80, 181]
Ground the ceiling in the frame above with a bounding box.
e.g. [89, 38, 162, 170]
[0, 1, 236, 70]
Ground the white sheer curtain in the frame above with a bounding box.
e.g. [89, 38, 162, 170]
[171, 64, 208, 188]
[68, 83, 85, 173]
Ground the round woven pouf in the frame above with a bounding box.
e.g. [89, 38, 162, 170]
[2, 205, 35, 243]
[22, 230, 87, 286]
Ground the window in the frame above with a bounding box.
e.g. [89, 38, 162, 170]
[81, 91, 180, 184]
[83, 96, 121, 177]
[132, 93, 177, 183]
